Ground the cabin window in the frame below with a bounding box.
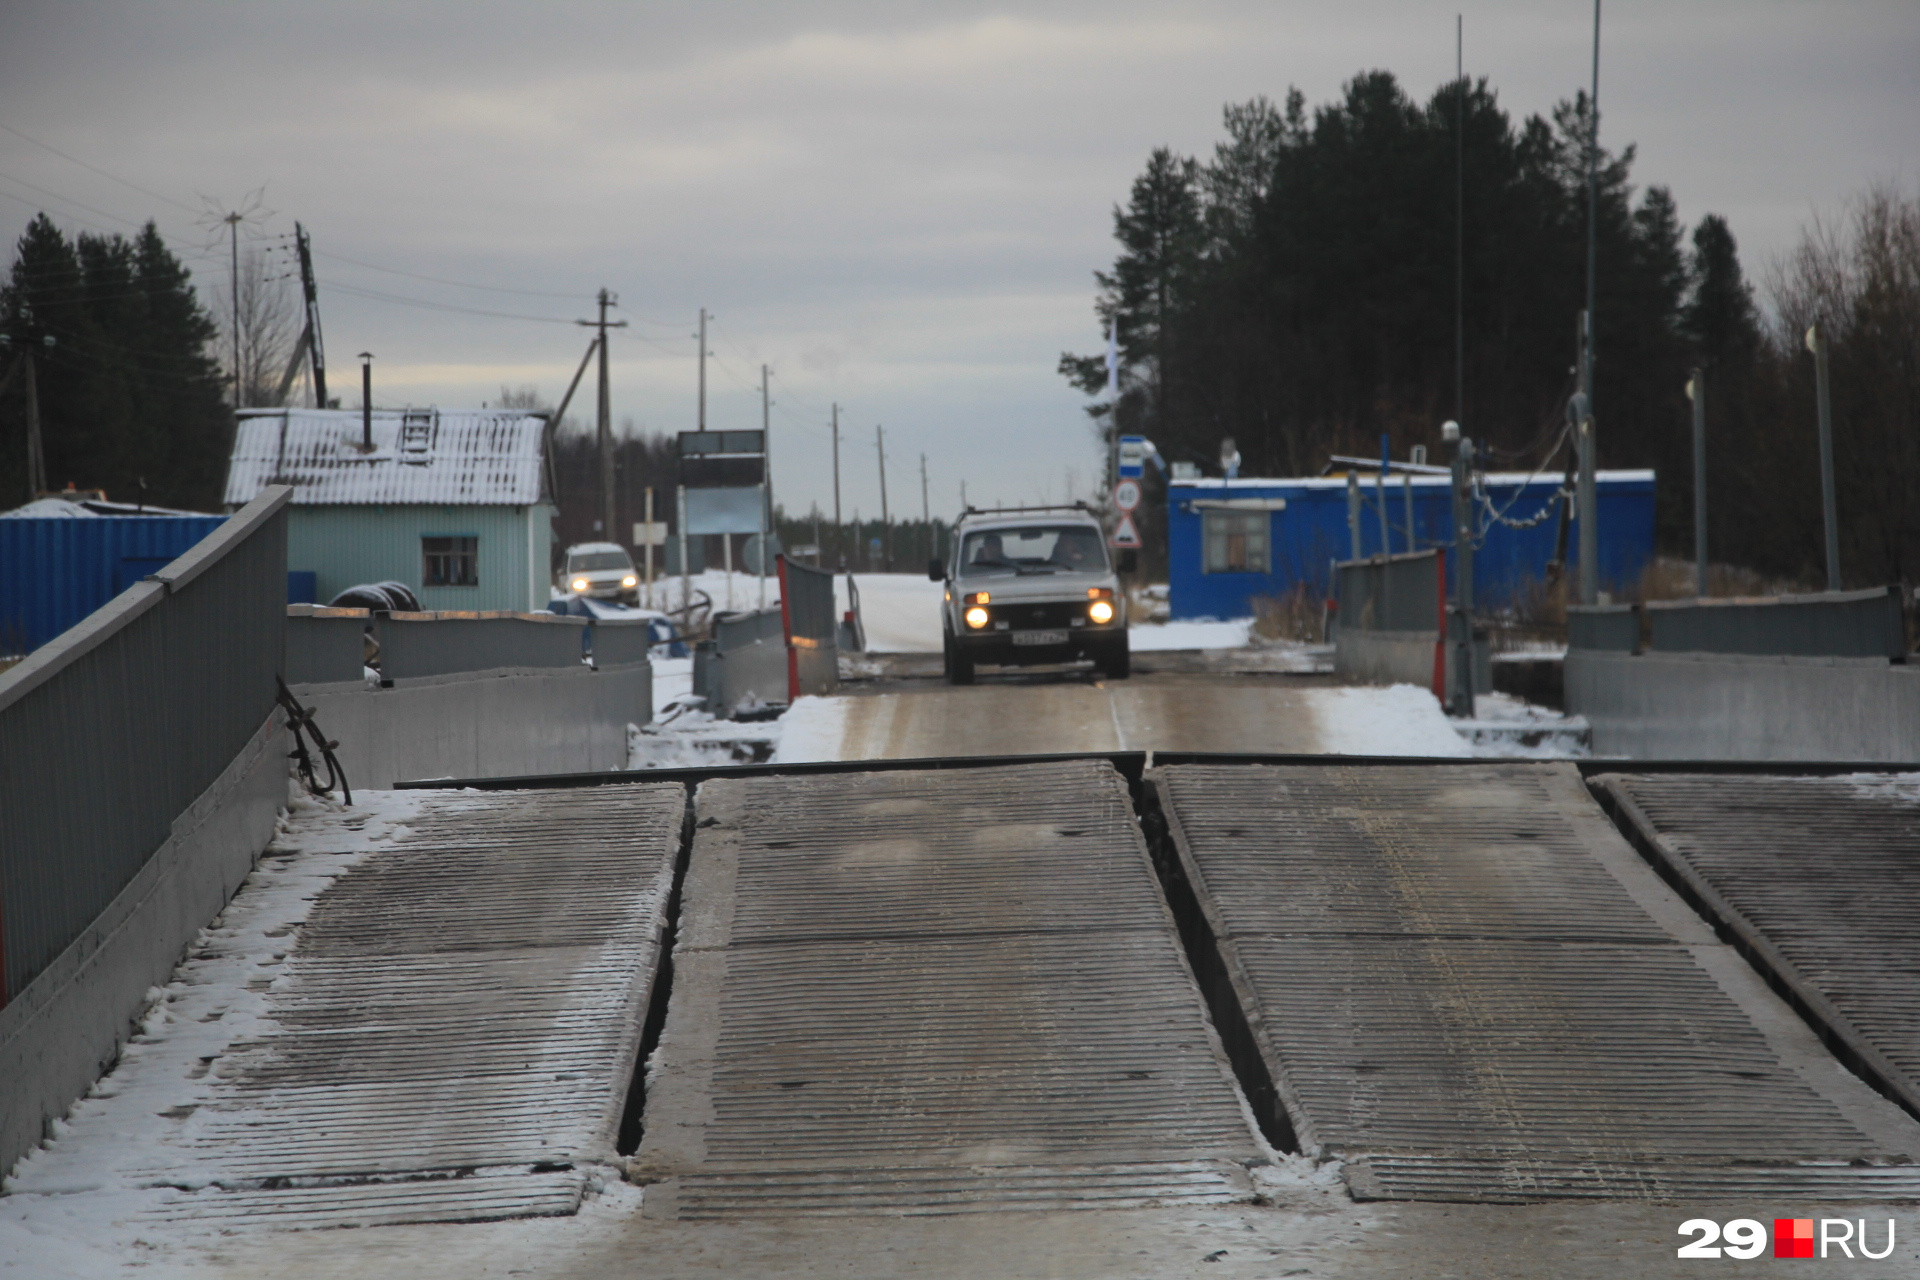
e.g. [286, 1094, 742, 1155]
[1202, 510, 1268, 574]
[422, 535, 479, 586]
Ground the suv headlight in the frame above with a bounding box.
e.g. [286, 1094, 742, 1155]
[964, 606, 990, 630]
[571, 577, 589, 592]
[621, 575, 638, 587]
[1088, 600, 1115, 624]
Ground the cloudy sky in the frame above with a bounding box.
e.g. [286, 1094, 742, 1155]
[1, 1, 1914, 519]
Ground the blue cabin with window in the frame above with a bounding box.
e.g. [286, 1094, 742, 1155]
[1165, 470, 1656, 620]
[224, 408, 555, 611]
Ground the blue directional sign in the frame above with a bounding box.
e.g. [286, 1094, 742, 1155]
[1118, 435, 1147, 479]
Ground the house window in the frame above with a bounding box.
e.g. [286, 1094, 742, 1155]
[422, 535, 479, 586]
[1202, 510, 1269, 574]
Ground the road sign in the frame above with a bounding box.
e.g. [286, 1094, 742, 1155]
[1109, 512, 1142, 549]
[1118, 435, 1147, 479]
[632, 521, 669, 546]
[1112, 478, 1142, 513]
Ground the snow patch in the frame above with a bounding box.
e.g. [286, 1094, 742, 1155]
[772, 697, 850, 764]
[1308, 685, 1474, 757]
[1128, 618, 1252, 651]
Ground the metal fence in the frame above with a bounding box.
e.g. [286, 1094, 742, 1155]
[780, 556, 838, 697]
[0, 488, 289, 1006]
[1567, 603, 1641, 653]
[1336, 550, 1443, 633]
[1645, 586, 1908, 660]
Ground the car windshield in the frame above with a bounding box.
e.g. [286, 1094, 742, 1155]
[569, 552, 632, 572]
[958, 525, 1107, 577]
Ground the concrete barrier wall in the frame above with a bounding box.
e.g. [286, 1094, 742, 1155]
[294, 662, 651, 787]
[1335, 628, 1490, 694]
[1567, 649, 1920, 761]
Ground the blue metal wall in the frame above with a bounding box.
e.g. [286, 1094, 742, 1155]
[0, 515, 228, 654]
[1166, 472, 1656, 620]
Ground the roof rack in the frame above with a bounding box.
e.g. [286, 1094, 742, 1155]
[958, 501, 1098, 518]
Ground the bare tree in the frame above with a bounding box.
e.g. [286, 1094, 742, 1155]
[210, 245, 301, 407]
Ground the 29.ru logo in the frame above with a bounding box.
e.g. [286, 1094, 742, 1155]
[1677, 1218, 1896, 1259]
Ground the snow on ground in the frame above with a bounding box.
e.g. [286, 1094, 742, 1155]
[1310, 685, 1475, 757]
[771, 696, 850, 764]
[837, 574, 944, 652]
[1841, 772, 1920, 803]
[1127, 618, 1252, 651]
[0, 787, 429, 1279]
[1457, 692, 1592, 759]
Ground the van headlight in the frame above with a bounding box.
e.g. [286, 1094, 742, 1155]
[621, 575, 637, 588]
[964, 606, 990, 630]
[571, 577, 589, 592]
[1088, 600, 1115, 624]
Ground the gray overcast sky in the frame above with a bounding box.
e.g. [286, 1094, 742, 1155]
[1, 2, 1915, 519]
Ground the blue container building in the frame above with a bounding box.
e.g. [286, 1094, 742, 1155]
[1165, 469, 1655, 621]
[0, 513, 228, 654]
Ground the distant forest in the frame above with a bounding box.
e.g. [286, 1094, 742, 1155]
[1062, 71, 1920, 590]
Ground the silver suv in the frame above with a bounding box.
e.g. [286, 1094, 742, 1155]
[929, 504, 1132, 684]
[558, 541, 640, 605]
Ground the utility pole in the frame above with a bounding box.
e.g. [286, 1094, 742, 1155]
[225, 210, 242, 407]
[1577, 0, 1602, 605]
[875, 424, 890, 571]
[697, 308, 708, 432]
[760, 363, 772, 611]
[1455, 14, 1465, 428]
[576, 289, 627, 541]
[1807, 318, 1841, 591]
[1447, 423, 1476, 716]
[24, 348, 46, 498]
[830, 403, 842, 566]
[1575, 312, 1598, 603]
[920, 452, 930, 563]
[294, 222, 327, 406]
[1687, 368, 1707, 596]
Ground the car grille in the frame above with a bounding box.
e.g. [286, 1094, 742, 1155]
[991, 601, 1087, 629]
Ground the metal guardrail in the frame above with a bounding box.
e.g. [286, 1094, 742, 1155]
[1645, 586, 1907, 660]
[1567, 603, 1640, 653]
[1336, 550, 1442, 633]
[0, 487, 290, 1006]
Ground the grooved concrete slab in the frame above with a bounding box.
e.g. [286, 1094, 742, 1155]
[635, 760, 1264, 1217]
[1595, 771, 1920, 1117]
[151, 785, 684, 1228]
[1152, 761, 1920, 1202]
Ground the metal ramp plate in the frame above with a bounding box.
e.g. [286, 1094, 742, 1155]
[1595, 771, 1920, 1116]
[635, 760, 1263, 1218]
[1151, 761, 1920, 1202]
[147, 784, 684, 1229]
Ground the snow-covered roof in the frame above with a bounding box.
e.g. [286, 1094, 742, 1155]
[1, 496, 214, 518]
[223, 408, 548, 507]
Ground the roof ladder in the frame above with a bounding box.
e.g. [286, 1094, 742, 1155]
[399, 410, 436, 464]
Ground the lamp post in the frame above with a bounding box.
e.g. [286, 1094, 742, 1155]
[1806, 319, 1840, 592]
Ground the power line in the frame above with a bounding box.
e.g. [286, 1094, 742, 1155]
[322, 280, 580, 325]
[0, 120, 202, 215]
[307, 246, 593, 300]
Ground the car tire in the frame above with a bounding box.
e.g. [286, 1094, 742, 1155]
[1099, 637, 1131, 680]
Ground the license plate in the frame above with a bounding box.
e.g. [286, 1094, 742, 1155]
[1011, 629, 1069, 646]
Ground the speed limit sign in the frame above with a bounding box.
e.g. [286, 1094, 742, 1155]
[1112, 478, 1142, 512]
